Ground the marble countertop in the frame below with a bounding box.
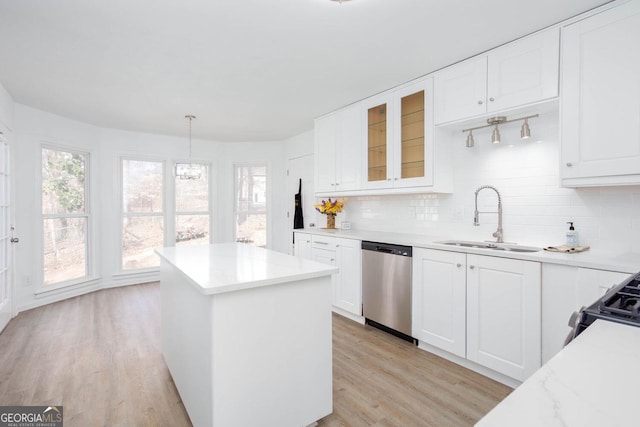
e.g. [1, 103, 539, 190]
[475, 319, 640, 427]
[294, 228, 640, 274]
[155, 243, 338, 296]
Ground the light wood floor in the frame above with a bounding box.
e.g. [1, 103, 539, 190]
[0, 283, 511, 426]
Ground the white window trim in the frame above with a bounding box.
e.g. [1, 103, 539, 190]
[119, 156, 166, 273]
[233, 161, 270, 248]
[37, 143, 96, 291]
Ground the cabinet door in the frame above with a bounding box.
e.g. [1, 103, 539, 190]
[412, 248, 466, 358]
[334, 238, 362, 315]
[294, 232, 313, 260]
[434, 56, 487, 124]
[393, 78, 434, 188]
[487, 28, 559, 112]
[467, 255, 541, 381]
[314, 114, 337, 193]
[335, 104, 362, 191]
[541, 264, 630, 363]
[362, 93, 394, 189]
[561, 1, 640, 184]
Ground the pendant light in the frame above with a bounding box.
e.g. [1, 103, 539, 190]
[175, 115, 202, 180]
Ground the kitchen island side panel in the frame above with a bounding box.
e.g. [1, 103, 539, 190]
[211, 275, 333, 427]
[160, 260, 213, 427]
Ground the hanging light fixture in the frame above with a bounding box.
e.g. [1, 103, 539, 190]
[466, 130, 475, 148]
[461, 114, 538, 148]
[520, 118, 531, 139]
[175, 115, 202, 180]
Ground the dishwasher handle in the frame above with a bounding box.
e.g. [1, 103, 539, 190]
[361, 241, 412, 257]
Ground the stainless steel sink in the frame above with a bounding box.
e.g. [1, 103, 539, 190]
[435, 240, 542, 253]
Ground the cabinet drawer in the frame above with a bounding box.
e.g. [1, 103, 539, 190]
[312, 235, 337, 250]
[312, 248, 337, 266]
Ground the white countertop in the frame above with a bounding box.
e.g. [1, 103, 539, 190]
[476, 320, 640, 427]
[155, 243, 338, 295]
[294, 228, 640, 274]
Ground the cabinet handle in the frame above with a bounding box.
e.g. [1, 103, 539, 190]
[489, 97, 495, 102]
[469, 265, 475, 269]
[316, 241, 329, 245]
[335, 183, 340, 186]
[394, 177, 399, 180]
[566, 162, 573, 167]
[477, 100, 483, 105]
[387, 178, 392, 181]
[336, 244, 340, 247]
[330, 259, 335, 262]
[456, 263, 462, 268]
[331, 183, 335, 186]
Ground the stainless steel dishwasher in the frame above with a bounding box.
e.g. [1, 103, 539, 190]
[361, 241, 414, 342]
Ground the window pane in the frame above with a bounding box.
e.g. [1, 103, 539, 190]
[123, 160, 163, 213]
[176, 165, 209, 212]
[236, 214, 266, 248]
[122, 215, 163, 270]
[43, 217, 87, 284]
[42, 148, 86, 214]
[235, 165, 266, 213]
[176, 214, 210, 247]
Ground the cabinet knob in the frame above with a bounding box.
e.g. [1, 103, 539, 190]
[456, 263, 462, 268]
[394, 177, 399, 180]
[489, 97, 495, 102]
[566, 162, 573, 167]
[387, 178, 391, 181]
[469, 265, 475, 269]
[477, 100, 483, 105]
[335, 183, 340, 186]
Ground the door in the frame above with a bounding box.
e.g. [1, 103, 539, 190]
[487, 28, 559, 113]
[0, 133, 12, 332]
[561, 1, 640, 180]
[466, 255, 541, 381]
[334, 238, 361, 316]
[412, 248, 466, 358]
[434, 56, 487, 124]
[287, 154, 314, 255]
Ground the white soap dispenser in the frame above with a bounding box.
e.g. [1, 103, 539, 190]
[566, 222, 579, 247]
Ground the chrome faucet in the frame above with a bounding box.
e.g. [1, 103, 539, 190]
[474, 185, 503, 243]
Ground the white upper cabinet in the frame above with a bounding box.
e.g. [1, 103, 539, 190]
[314, 104, 362, 193]
[434, 28, 559, 125]
[363, 78, 447, 191]
[561, 1, 640, 186]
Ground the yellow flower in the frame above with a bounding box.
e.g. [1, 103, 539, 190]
[315, 198, 344, 216]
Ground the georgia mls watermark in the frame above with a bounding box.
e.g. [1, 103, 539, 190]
[0, 406, 63, 427]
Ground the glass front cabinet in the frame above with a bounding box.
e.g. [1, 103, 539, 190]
[363, 78, 434, 189]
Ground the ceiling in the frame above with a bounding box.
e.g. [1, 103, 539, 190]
[0, 0, 611, 142]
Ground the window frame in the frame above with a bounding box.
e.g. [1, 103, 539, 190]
[119, 156, 166, 273]
[233, 162, 269, 248]
[38, 143, 95, 291]
[172, 161, 213, 247]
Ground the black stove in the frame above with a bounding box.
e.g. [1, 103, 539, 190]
[569, 272, 640, 341]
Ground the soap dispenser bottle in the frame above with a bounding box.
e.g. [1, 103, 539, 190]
[566, 222, 579, 247]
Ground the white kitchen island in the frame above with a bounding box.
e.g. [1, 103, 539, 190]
[155, 243, 338, 427]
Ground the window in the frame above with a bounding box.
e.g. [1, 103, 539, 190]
[234, 164, 267, 248]
[41, 147, 89, 285]
[121, 159, 164, 270]
[175, 164, 210, 247]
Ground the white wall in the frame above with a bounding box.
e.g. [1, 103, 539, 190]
[12, 104, 288, 312]
[0, 81, 14, 132]
[335, 111, 640, 255]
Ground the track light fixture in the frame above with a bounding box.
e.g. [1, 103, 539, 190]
[462, 114, 538, 148]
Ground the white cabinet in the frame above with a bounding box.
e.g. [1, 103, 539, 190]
[412, 248, 466, 358]
[413, 249, 541, 381]
[294, 232, 312, 260]
[466, 255, 541, 381]
[434, 28, 559, 124]
[333, 238, 362, 316]
[314, 104, 362, 193]
[362, 78, 450, 192]
[560, 1, 640, 186]
[306, 234, 362, 317]
[541, 264, 630, 363]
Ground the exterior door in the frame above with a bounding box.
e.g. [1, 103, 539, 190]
[0, 133, 12, 332]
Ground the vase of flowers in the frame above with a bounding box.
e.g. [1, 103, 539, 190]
[315, 198, 344, 229]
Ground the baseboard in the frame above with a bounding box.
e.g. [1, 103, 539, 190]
[332, 307, 365, 324]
